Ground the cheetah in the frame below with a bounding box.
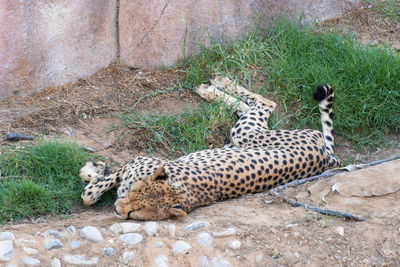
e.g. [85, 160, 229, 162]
[80, 78, 341, 220]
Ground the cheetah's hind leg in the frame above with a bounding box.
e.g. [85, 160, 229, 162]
[210, 77, 276, 112]
[195, 83, 249, 117]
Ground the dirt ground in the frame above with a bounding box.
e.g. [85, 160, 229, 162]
[1, 7, 400, 266]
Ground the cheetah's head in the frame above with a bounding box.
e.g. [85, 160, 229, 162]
[113, 165, 187, 221]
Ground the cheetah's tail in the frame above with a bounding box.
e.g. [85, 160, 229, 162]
[313, 84, 336, 156]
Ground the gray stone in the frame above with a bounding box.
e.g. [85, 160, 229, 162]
[210, 257, 231, 267]
[186, 221, 210, 231]
[145, 222, 158, 237]
[0, 240, 13, 262]
[120, 222, 141, 233]
[80, 226, 103, 243]
[122, 251, 135, 263]
[255, 254, 263, 263]
[51, 258, 61, 267]
[172, 241, 192, 255]
[228, 240, 241, 250]
[197, 232, 213, 247]
[212, 227, 236, 237]
[154, 255, 169, 267]
[109, 223, 122, 234]
[21, 257, 40, 266]
[43, 238, 63, 250]
[102, 247, 115, 257]
[168, 224, 176, 237]
[63, 254, 99, 265]
[43, 230, 63, 239]
[120, 233, 143, 246]
[70, 241, 82, 249]
[22, 247, 38, 255]
[199, 255, 209, 267]
[152, 241, 165, 248]
[0, 232, 15, 241]
[66, 226, 77, 235]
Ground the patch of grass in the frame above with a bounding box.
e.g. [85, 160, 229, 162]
[0, 141, 108, 223]
[118, 102, 238, 156]
[178, 19, 400, 147]
[266, 19, 400, 146]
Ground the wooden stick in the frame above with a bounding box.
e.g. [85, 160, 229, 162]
[268, 155, 400, 221]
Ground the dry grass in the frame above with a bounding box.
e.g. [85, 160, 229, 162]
[0, 64, 185, 140]
[319, 7, 400, 50]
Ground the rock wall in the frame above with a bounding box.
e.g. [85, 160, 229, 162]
[0, 0, 117, 100]
[119, 0, 366, 68]
[0, 0, 365, 100]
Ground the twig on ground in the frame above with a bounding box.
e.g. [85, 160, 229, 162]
[269, 189, 366, 221]
[268, 155, 400, 221]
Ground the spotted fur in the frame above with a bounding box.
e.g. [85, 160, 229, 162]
[81, 81, 341, 220]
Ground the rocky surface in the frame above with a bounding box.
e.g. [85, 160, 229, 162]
[0, 221, 239, 266]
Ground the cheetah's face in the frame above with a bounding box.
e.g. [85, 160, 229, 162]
[113, 166, 187, 221]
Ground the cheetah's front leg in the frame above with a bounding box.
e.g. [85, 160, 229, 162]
[80, 162, 126, 205]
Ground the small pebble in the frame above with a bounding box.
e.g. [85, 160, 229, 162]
[0, 240, 13, 262]
[22, 247, 38, 255]
[0, 232, 15, 241]
[228, 240, 241, 250]
[109, 223, 122, 234]
[70, 241, 82, 249]
[102, 247, 115, 257]
[197, 232, 213, 247]
[43, 238, 63, 250]
[168, 224, 176, 237]
[186, 221, 210, 231]
[210, 257, 231, 267]
[120, 233, 143, 246]
[63, 254, 98, 265]
[199, 255, 209, 267]
[120, 223, 141, 233]
[80, 226, 103, 243]
[285, 223, 298, 228]
[51, 258, 61, 267]
[122, 251, 135, 263]
[255, 254, 263, 263]
[21, 257, 40, 266]
[335, 226, 344, 236]
[152, 241, 165, 248]
[172, 241, 192, 255]
[155, 255, 169, 267]
[66, 226, 77, 235]
[43, 230, 63, 239]
[145, 222, 158, 237]
[212, 227, 236, 237]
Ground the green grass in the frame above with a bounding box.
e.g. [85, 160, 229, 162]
[0, 141, 111, 223]
[117, 102, 238, 156]
[178, 19, 400, 147]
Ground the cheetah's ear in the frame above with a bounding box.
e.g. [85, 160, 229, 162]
[168, 205, 187, 220]
[150, 165, 169, 182]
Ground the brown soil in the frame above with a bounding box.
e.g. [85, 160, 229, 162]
[1, 7, 400, 266]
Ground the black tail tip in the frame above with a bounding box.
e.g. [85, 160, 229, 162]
[313, 84, 333, 101]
